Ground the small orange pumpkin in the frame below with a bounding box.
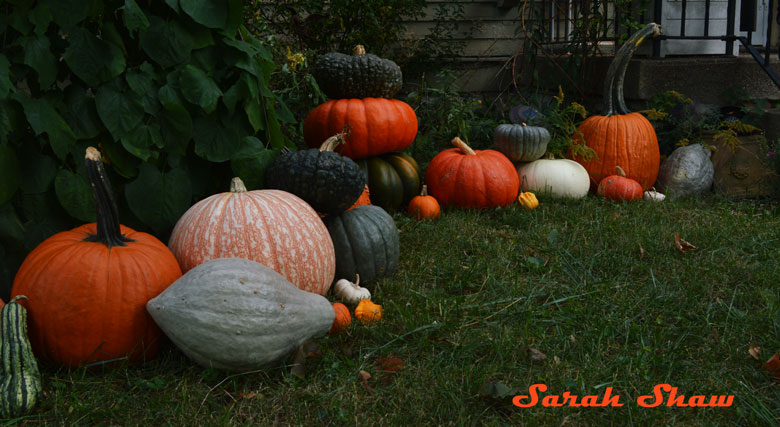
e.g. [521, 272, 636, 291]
[354, 299, 383, 324]
[597, 166, 643, 201]
[330, 302, 352, 334]
[407, 185, 440, 220]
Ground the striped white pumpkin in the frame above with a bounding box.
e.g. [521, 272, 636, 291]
[168, 178, 336, 295]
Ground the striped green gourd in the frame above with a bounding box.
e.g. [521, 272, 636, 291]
[0, 296, 42, 418]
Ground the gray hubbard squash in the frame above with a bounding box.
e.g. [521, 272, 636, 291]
[493, 123, 551, 162]
[0, 296, 42, 418]
[265, 133, 366, 215]
[146, 258, 334, 372]
[323, 205, 399, 289]
[312, 45, 403, 99]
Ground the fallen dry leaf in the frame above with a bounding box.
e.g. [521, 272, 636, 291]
[239, 392, 257, 400]
[748, 345, 761, 360]
[553, 355, 561, 365]
[675, 233, 696, 253]
[639, 244, 645, 258]
[376, 357, 404, 373]
[762, 352, 780, 382]
[527, 348, 547, 362]
[358, 370, 374, 391]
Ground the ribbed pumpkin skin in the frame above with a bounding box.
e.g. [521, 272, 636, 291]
[597, 174, 643, 201]
[168, 188, 335, 295]
[573, 114, 660, 190]
[11, 224, 181, 367]
[323, 205, 400, 289]
[0, 297, 42, 418]
[493, 123, 551, 162]
[303, 98, 418, 160]
[147, 258, 335, 372]
[425, 148, 520, 209]
[313, 51, 402, 99]
[356, 152, 422, 210]
[265, 148, 366, 215]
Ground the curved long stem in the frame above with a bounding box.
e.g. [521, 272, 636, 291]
[603, 23, 661, 116]
[83, 147, 134, 247]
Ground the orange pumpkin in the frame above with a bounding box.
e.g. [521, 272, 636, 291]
[597, 166, 643, 201]
[11, 148, 182, 368]
[354, 299, 383, 324]
[347, 184, 372, 211]
[167, 178, 335, 295]
[570, 23, 662, 191]
[425, 137, 520, 209]
[407, 185, 440, 220]
[329, 302, 352, 334]
[303, 98, 418, 159]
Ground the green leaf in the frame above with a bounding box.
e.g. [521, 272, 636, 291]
[0, 54, 13, 98]
[41, 0, 89, 29]
[55, 169, 96, 223]
[122, 0, 149, 36]
[29, 4, 53, 36]
[126, 66, 160, 115]
[160, 102, 192, 155]
[102, 138, 139, 179]
[230, 139, 278, 189]
[193, 115, 240, 162]
[95, 82, 145, 141]
[0, 144, 21, 205]
[180, 0, 228, 30]
[179, 64, 222, 114]
[121, 124, 156, 161]
[125, 163, 192, 234]
[19, 149, 57, 194]
[63, 85, 103, 140]
[264, 101, 286, 149]
[141, 16, 193, 68]
[64, 27, 127, 87]
[244, 99, 263, 133]
[12, 92, 76, 161]
[165, 0, 180, 13]
[20, 35, 57, 89]
[0, 204, 25, 244]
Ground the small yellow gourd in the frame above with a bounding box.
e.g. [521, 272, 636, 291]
[354, 299, 383, 324]
[517, 192, 539, 210]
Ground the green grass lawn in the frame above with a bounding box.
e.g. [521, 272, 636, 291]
[10, 195, 780, 425]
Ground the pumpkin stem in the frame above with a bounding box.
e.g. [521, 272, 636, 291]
[452, 137, 477, 155]
[353, 45, 366, 55]
[7, 295, 28, 304]
[420, 185, 428, 197]
[602, 23, 661, 116]
[319, 133, 347, 152]
[83, 147, 134, 248]
[615, 165, 627, 177]
[354, 274, 360, 287]
[230, 177, 248, 193]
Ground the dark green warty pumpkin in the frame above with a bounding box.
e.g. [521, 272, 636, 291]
[356, 152, 421, 211]
[266, 134, 366, 215]
[0, 296, 42, 418]
[312, 45, 403, 99]
[323, 205, 400, 289]
[493, 123, 551, 162]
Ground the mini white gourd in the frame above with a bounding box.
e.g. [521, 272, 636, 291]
[333, 274, 371, 305]
[643, 188, 666, 201]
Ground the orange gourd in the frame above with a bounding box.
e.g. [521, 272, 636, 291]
[354, 299, 383, 324]
[570, 23, 662, 191]
[11, 148, 182, 367]
[597, 166, 644, 201]
[329, 302, 352, 334]
[407, 185, 440, 220]
[167, 178, 335, 295]
[425, 137, 520, 209]
[303, 98, 418, 159]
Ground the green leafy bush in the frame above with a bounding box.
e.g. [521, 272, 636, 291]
[0, 0, 290, 297]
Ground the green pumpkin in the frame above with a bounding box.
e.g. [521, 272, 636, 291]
[0, 296, 42, 418]
[356, 152, 421, 211]
[312, 45, 403, 99]
[493, 123, 551, 162]
[266, 134, 366, 215]
[323, 205, 400, 289]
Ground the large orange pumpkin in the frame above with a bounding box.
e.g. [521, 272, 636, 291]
[425, 137, 520, 209]
[570, 23, 662, 191]
[303, 98, 418, 159]
[167, 178, 335, 295]
[11, 148, 182, 368]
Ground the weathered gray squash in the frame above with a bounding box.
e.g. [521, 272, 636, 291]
[146, 258, 334, 372]
[655, 144, 714, 198]
[323, 205, 399, 289]
[493, 123, 551, 162]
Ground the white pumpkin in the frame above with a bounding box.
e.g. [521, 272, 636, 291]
[146, 258, 334, 372]
[516, 158, 590, 199]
